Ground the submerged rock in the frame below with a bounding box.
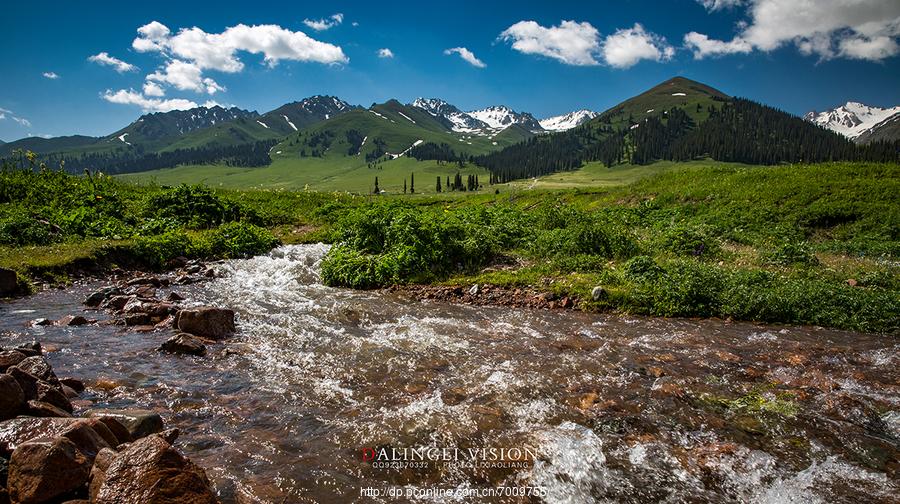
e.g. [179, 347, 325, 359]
[176, 307, 235, 339]
[85, 409, 163, 440]
[94, 434, 217, 504]
[160, 333, 207, 357]
[8, 437, 90, 504]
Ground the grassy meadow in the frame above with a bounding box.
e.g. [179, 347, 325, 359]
[3, 158, 898, 332]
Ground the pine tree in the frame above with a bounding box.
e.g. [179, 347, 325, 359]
[410, 173, 415, 193]
[374, 176, 380, 194]
[403, 179, 407, 194]
[436, 176, 442, 192]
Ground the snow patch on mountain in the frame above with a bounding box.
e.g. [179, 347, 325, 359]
[804, 101, 900, 139]
[283, 115, 297, 131]
[468, 105, 541, 131]
[410, 98, 489, 132]
[539, 109, 598, 132]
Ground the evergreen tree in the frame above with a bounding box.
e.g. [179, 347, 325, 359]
[436, 176, 442, 192]
[410, 173, 415, 193]
[374, 176, 380, 194]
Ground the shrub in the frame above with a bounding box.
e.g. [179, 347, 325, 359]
[207, 222, 278, 258]
[656, 223, 721, 258]
[623, 255, 663, 282]
[0, 212, 57, 246]
[531, 219, 639, 260]
[144, 184, 249, 228]
[630, 260, 726, 317]
[132, 230, 196, 268]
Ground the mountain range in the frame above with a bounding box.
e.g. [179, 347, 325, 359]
[1, 76, 896, 180]
[804, 102, 900, 144]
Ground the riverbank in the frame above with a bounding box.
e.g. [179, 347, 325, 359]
[2, 161, 898, 332]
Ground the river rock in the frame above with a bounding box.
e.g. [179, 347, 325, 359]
[25, 400, 73, 418]
[0, 417, 81, 453]
[7, 367, 40, 401]
[101, 295, 132, 311]
[12, 356, 58, 384]
[160, 334, 207, 357]
[88, 448, 118, 502]
[0, 374, 25, 420]
[94, 434, 217, 504]
[56, 315, 91, 327]
[0, 350, 27, 371]
[86, 410, 163, 440]
[90, 417, 131, 446]
[37, 381, 72, 413]
[0, 267, 17, 296]
[8, 437, 90, 504]
[177, 307, 235, 339]
[166, 291, 185, 302]
[84, 287, 122, 307]
[16, 342, 42, 357]
[591, 286, 606, 301]
[59, 378, 85, 393]
[59, 420, 111, 462]
[125, 276, 162, 287]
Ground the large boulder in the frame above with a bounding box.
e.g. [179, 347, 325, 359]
[83, 287, 122, 307]
[88, 448, 118, 502]
[0, 417, 80, 453]
[86, 410, 163, 440]
[0, 350, 27, 372]
[11, 356, 58, 384]
[25, 400, 73, 418]
[7, 367, 39, 402]
[58, 421, 111, 462]
[94, 434, 217, 504]
[159, 334, 207, 357]
[36, 381, 72, 413]
[0, 374, 25, 420]
[176, 307, 235, 339]
[0, 267, 17, 297]
[7, 437, 90, 504]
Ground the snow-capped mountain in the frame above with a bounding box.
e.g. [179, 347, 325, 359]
[410, 98, 489, 132]
[467, 105, 543, 131]
[539, 109, 599, 132]
[804, 101, 900, 140]
[262, 95, 355, 132]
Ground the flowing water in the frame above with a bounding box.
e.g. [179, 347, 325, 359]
[1, 244, 898, 503]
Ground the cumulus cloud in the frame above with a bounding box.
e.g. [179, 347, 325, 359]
[101, 89, 200, 113]
[132, 21, 348, 71]
[88, 52, 138, 73]
[443, 47, 486, 68]
[686, 0, 900, 62]
[146, 60, 225, 94]
[377, 48, 394, 58]
[500, 19, 673, 68]
[303, 13, 344, 31]
[42, 71, 60, 79]
[142, 81, 165, 97]
[603, 24, 675, 68]
[499, 20, 601, 66]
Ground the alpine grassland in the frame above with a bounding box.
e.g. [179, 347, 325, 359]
[2, 156, 897, 332]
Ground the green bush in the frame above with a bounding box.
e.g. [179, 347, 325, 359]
[144, 184, 253, 229]
[531, 219, 639, 260]
[623, 255, 664, 282]
[207, 222, 278, 258]
[0, 212, 56, 246]
[132, 230, 196, 267]
[656, 223, 721, 258]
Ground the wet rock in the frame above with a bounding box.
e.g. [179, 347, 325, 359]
[83, 287, 122, 307]
[91, 417, 131, 446]
[124, 313, 151, 326]
[16, 342, 42, 357]
[591, 286, 606, 301]
[61, 385, 79, 399]
[0, 267, 18, 296]
[0, 350, 27, 372]
[0, 374, 25, 420]
[37, 382, 72, 413]
[12, 356, 58, 384]
[8, 437, 90, 504]
[86, 409, 163, 440]
[56, 315, 91, 327]
[166, 291, 185, 302]
[579, 392, 600, 410]
[442, 387, 468, 406]
[469, 284, 480, 296]
[161, 428, 180, 444]
[0, 418, 82, 454]
[129, 285, 157, 299]
[7, 367, 39, 402]
[166, 256, 189, 269]
[59, 421, 112, 462]
[101, 295, 132, 311]
[59, 378, 85, 393]
[159, 334, 207, 357]
[88, 448, 117, 502]
[126, 276, 162, 288]
[177, 307, 235, 339]
[25, 400, 72, 418]
[30, 318, 52, 327]
[94, 434, 217, 504]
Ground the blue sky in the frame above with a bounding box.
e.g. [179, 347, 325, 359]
[1, 0, 898, 141]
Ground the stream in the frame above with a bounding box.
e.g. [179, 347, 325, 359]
[1, 244, 898, 503]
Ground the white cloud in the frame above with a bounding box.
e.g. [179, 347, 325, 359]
[146, 60, 225, 94]
[42, 71, 60, 79]
[687, 0, 900, 62]
[101, 89, 200, 112]
[499, 20, 601, 66]
[603, 24, 675, 68]
[443, 47, 486, 68]
[696, 0, 745, 10]
[377, 48, 394, 58]
[303, 13, 344, 31]
[132, 21, 348, 71]
[142, 81, 165, 97]
[0, 107, 31, 128]
[88, 52, 138, 73]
